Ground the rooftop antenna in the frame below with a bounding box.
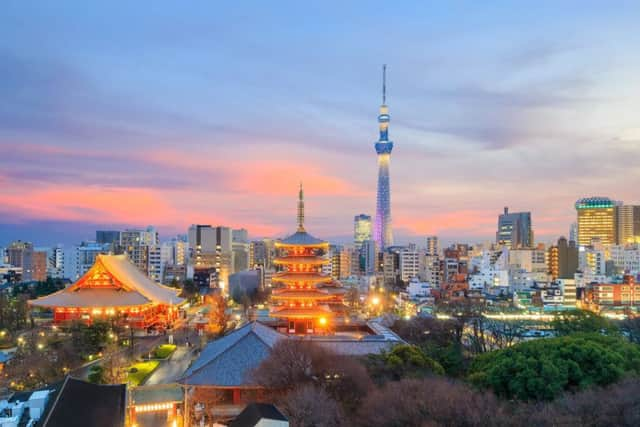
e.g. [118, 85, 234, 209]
[382, 64, 387, 105]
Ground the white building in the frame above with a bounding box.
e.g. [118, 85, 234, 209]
[407, 277, 431, 299]
[399, 246, 420, 282]
[65, 242, 111, 281]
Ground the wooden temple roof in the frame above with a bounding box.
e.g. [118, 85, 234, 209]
[30, 254, 183, 309]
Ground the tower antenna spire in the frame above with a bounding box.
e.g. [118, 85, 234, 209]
[297, 182, 305, 232]
[382, 64, 387, 105]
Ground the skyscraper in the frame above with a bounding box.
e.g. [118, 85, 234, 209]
[374, 65, 394, 250]
[575, 197, 620, 247]
[353, 214, 372, 249]
[496, 207, 533, 248]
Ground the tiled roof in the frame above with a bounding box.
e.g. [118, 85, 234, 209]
[229, 403, 288, 427]
[30, 254, 183, 308]
[30, 288, 150, 308]
[42, 377, 126, 427]
[278, 231, 326, 246]
[179, 322, 286, 386]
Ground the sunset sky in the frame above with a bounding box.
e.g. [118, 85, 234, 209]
[2, 1, 640, 246]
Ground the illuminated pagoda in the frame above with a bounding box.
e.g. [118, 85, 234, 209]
[30, 254, 184, 329]
[270, 184, 346, 334]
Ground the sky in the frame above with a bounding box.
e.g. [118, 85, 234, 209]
[2, 1, 640, 247]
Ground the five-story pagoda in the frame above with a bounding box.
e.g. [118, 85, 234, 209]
[270, 185, 345, 334]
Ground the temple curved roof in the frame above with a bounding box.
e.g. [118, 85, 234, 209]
[272, 272, 332, 283]
[30, 254, 183, 309]
[277, 231, 326, 246]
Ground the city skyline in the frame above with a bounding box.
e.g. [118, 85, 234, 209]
[2, 2, 640, 246]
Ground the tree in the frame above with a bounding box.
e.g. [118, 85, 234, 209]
[552, 310, 618, 336]
[484, 319, 526, 350]
[391, 317, 466, 377]
[469, 334, 640, 401]
[181, 279, 199, 302]
[365, 344, 444, 384]
[252, 340, 371, 417]
[281, 385, 343, 427]
[356, 378, 505, 427]
[205, 294, 229, 337]
[620, 317, 640, 345]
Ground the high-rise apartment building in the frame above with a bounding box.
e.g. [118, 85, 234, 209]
[117, 227, 159, 274]
[575, 197, 620, 247]
[425, 236, 439, 256]
[48, 244, 65, 279]
[496, 207, 533, 248]
[373, 65, 394, 249]
[547, 237, 578, 280]
[399, 245, 420, 282]
[250, 239, 276, 270]
[67, 241, 111, 280]
[353, 214, 372, 249]
[617, 204, 640, 245]
[7, 241, 34, 281]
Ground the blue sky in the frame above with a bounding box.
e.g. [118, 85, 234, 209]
[2, 1, 640, 246]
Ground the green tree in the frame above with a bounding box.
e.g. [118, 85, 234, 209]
[469, 334, 640, 401]
[552, 310, 618, 336]
[365, 344, 444, 384]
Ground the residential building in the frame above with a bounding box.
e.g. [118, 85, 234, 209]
[7, 241, 34, 281]
[361, 239, 378, 276]
[48, 244, 65, 279]
[117, 227, 159, 275]
[67, 241, 112, 280]
[232, 228, 249, 243]
[425, 235, 439, 256]
[188, 225, 233, 290]
[496, 207, 533, 248]
[399, 245, 420, 282]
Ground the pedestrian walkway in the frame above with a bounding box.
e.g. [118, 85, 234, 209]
[144, 345, 195, 385]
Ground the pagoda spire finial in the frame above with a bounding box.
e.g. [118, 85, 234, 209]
[297, 182, 305, 232]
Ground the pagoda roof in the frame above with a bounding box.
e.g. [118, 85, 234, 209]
[270, 305, 334, 319]
[272, 272, 332, 283]
[274, 256, 328, 265]
[277, 231, 327, 247]
[30, 254, 183, 309]
[271, 290, 334, 299]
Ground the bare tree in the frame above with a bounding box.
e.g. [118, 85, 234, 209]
[281, 385, 343, 427]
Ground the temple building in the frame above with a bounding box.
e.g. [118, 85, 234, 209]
[29, 254, 184, 329]
[270, 185, 346, 334]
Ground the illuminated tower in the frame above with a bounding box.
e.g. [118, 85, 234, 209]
[270, 184, 345, 334]
[374, 65, 394, 249]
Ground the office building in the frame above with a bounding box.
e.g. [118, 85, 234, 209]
[575, 197, 620, 247]
[617, 204, 640, 244]
[188, 224, 233, 290]
[548, 237, 578, 280]
[496, 207, 533, 248]
[96, 230, 120, 246]
[354, 214, 372, 249]
[232, 228, 249, 243]
[373, 65, 394, 249]
[67, 241, 112, 280]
